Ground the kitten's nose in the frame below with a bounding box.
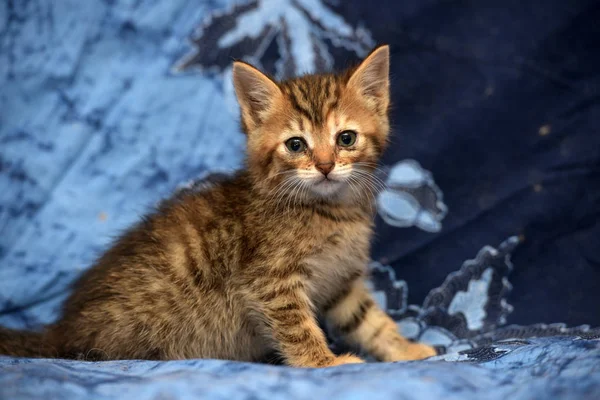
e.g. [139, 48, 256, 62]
[316, 162, 334, 176]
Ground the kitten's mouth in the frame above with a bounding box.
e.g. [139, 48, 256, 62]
[315, 177, 340, 186]
[311, 177, 345, 196]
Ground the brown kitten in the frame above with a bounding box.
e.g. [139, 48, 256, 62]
[0, 45, 436, 367]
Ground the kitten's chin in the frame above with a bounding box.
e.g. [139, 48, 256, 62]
[309, 179, 346, 198]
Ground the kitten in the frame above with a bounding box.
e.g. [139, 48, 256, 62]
[0, 45, 436, 367]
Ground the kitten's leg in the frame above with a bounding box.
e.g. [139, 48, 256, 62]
[325, 280, 436, 361]
[255, 277, 364, 368]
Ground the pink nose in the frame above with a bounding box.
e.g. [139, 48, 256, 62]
[316, 162, 334, 176]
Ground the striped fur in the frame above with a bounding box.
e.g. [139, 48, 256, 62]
[0, 45, 435, 367]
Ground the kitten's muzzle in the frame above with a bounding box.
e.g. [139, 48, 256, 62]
[315, 162, 334, 176]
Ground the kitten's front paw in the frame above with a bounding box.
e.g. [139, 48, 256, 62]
[407, 342, 437, 360]
[385, 342, 437, 362]
[328, 354, 365, 367]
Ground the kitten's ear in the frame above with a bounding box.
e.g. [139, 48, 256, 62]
[232, 61, 282, 133]
[347, 45, 390, 112]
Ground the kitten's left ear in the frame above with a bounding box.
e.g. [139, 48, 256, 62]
[232, 61, 282, 133]
[347, 45, 390, 113]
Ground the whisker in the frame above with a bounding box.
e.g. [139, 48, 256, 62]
[348, 175, 378, 216]
[284, 179, 303, 220]
[358, 176, 378, 201]
[346, 176, 361, 202]
[352, 167, 387, 184]
[268, 177, 296, 206]
[352, 173, 381, 202]
[267, 176, 299, 220]
[351, 170, 387, 193]
[266, 175, 296, 197]
[351, 161, 387, 171]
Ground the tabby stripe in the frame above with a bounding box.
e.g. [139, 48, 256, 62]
[261, 148, 276, 170]
[364, 134, 383, 157]
[288, 89, 313, 121]
[313, 354, 335, 367]
[312, 206, 338, 221]
[277, 329, 313, 344]
[186, 247, 203, 288]
[178, 226, 204, 289]
[295, 84, 310, 104]
[322, 286, 351, 313]
[337, 298, 374, 334]
[390, 335, 410, 347]
[326, 84, 341, 116]
[258, 281, 304, 302]
[254, 263, 312, 281]
[370, 322, 388, 341]
[271, 310, 306, 327]
[326, 233, 342, 245]
[295, 84, 321, 124]
[322, 270, 364, 312]
[326, 98, 339, 116]
[309, 205, 362, 222]
[334, 83, 341, 100]
[323, 78, 332, 99]
[273, 303, 301, 312]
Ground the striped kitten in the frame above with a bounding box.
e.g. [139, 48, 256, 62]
[0, 45, 436, 367]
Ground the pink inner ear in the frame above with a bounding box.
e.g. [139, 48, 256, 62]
[232, 62, 281, 115]
[348, 46, 390, 99]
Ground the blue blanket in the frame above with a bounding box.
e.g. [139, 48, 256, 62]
[1, 0, 599, 399]
[2, 337, 600, 400]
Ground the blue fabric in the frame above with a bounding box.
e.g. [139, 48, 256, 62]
[1, 0, 600, 399]
[2, 338, 600, 400]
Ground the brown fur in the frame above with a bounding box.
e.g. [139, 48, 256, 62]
[0, 45, 435, 367]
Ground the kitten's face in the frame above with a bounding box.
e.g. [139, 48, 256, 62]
[233, 46, 390, 203]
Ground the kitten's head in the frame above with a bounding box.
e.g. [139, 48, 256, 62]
[233, 45, 390, 204]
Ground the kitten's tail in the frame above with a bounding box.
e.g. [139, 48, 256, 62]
[0, 327, 57, 358]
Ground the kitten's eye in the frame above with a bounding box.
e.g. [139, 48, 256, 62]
[285, 137, 306, 153]
[337, 130, 357, 147]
